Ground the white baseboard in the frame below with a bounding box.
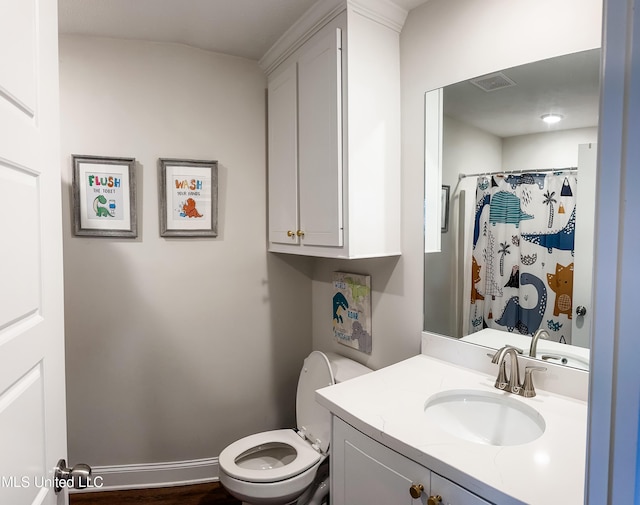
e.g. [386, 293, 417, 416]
[69, 457, 219, 493]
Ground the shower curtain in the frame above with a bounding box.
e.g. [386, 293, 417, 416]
[469, 172, 577, 344]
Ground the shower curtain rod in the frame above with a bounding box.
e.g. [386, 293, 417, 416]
[458, 166, 577, 180]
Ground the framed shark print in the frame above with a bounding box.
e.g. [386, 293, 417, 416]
[72, 155, 137, 238]
[158, 158, 218, 237]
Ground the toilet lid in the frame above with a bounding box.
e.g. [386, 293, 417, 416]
[296, 351, 335, 453]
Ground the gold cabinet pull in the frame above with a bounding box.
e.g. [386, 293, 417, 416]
[409, 483, 424, 499]
[428, 495, 443, 505]
[296, 230, 305, 238]
[287, 230, 295, 238]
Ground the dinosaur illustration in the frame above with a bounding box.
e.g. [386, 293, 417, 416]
[351, 321, 372, 354]
[344, 277, 370, 303]
[470, 256, 484, 304]
[332, 292, 349, 324]
[489, 191, 534, 228]
[547, 262, 574, 318]
[93, 195, 112, 217]
[495, 272, 548, 335]
[521, 206, 576, 254]
[504, 173, 546, 190]
[182, 198, 203, 218]
[473, 194, 491, 247]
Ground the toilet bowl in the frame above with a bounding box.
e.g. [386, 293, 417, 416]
[219, 351, 371, 505]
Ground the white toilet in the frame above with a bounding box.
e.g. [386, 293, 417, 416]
[219, 351, 371, 505]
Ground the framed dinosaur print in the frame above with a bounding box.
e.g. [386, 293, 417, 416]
[332, 272, 372, 354]
[72, 155, 137, 238]
[158, 158, 218, 237]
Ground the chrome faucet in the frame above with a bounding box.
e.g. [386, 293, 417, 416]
[530, 329, 550, 357]
[491, 345, 547, 397]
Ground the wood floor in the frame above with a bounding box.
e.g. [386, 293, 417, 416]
[69, 482, 242, 505]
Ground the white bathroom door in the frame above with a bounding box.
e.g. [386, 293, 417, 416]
[571, 143, 597, 349]
[0, 1, 68, 504]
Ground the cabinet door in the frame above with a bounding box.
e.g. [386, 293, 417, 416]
[333, 418, 430, 505]
[431, 473, 492, 505]
[268, 63, 299, 244]
[297, 27, 343, 247]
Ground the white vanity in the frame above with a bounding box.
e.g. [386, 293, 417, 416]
[317, 346, 588, 504]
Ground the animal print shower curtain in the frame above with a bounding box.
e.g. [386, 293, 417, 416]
[469, 172, 577, 344]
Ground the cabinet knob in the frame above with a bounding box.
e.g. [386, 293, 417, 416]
[409, 483, 424, 499]
[576, 305, 587, 316]
[428, 495, 443, 505]
[296, 230, 305, 238]
[287, 230, 295, 238]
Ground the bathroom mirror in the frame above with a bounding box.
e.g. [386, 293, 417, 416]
[423, 48, 600, 371]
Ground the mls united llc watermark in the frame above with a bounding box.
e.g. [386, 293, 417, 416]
[1, 475, 104, 489]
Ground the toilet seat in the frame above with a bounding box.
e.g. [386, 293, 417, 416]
[295, 351, 334, 454]
[218, 352, 370, 505]
[219, 429, 322, 483]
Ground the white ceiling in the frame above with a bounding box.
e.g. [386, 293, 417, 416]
[57, 0, 429, 61]
[443, 49, 601, 138]
[57, 1, 598, 137]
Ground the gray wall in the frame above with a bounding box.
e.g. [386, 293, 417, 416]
[59, 0, 603, 468]
[59, 35, 313, 466]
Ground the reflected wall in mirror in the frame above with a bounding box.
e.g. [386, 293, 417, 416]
[424, 49, 600, 371]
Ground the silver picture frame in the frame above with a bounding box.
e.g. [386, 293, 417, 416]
[72, 155, 137, 238]
[158, 158, 218, 237]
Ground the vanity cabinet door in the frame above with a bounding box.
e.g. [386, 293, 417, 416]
[332, 417, 493, 505]
[431, 473, 492, 505]
[332, 417, 430, 505]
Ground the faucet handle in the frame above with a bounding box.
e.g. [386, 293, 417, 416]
[522, 366, 547, 398]
[541, 354, 569, 365]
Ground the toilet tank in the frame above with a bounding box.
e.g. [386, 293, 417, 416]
[324, 352, 372, 383]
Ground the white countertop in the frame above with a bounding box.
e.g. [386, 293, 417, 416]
[316, 354, 587, 505]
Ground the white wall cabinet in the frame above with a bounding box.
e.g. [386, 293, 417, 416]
[268, 24, 343, 248]
[332, 417, 492, 505]
[261, 1, 404, 258]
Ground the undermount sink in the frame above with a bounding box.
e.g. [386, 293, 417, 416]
[424, 389, 545, 446]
